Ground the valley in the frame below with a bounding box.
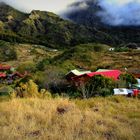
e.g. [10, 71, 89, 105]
[0, 1, 140, 140]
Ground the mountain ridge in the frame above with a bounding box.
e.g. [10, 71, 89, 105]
[1, 2, 140, 49]
[0, 3, 103, 48]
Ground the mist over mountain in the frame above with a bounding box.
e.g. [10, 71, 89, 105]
[98, 0, 140, 26]
[63, 0, 140, 26]
[1, 0, 140, 26]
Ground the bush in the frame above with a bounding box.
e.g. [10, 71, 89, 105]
[11, 80, 52, 98]
[17, 62, 36, 73]
[114, 47, 129, 52]
[93, 45, 104, 52]
[36, 58, 51, 71]
[0, 40, 17, 61]
[119, 73, 137, 88]
[77, 75, 115, 98]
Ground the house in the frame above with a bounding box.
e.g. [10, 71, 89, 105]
[73, 70, 121, 81]
[0, 73, 6, 78]
[0, 64, 11, 71]
[65, 69, 91, 80]
[0, 64, 28, 84]
[87, 70, 121, 80]
[109, 48, 115, 51]
[96, 69, 113, 72]
[69, 69, 122, 86]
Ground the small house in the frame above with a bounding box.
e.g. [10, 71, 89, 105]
[0, 64, 11, 71]
[71, 69, 122, 86]
[0, 73, 6, 78]
[65, 69, 91, 81]
[109, 48, 115, 51]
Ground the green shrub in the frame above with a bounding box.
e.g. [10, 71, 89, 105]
[36, 58, 51, 71]
[114, 47, 129, 52]
[119, 73, 137, 88]
[17, 62, 36, 73]
[12, 80, 52, 98]
[77, 75, 115, 98]
[0, 40, 17, 61]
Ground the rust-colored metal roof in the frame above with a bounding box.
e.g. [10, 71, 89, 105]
[0, 64, 11, 70]
[73, 70, 122, 81]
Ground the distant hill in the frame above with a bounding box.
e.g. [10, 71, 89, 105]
[38, 43, 140, 72]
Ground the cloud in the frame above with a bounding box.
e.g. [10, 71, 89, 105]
[0, 0, 80, 13]
[63, 0, 140, 26]
[97, 0, 140, 26]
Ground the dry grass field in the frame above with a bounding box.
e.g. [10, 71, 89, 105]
[0, 96, 140, 140]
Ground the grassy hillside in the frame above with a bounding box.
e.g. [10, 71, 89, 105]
[0, 40, 61, 67]
[1, 41, 140, 92]
[40, 43, 140, 72]
[0, 96, 140, 140]
[2, 41, 140, 72]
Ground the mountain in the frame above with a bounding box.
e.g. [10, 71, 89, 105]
[1, 2, 140, 49]
[63, 0, 103, 28]
[64, 0, 140, 47]
[0, 2, 114, 48]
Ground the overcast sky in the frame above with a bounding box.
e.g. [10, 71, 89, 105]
[0, 0, 82, 13]
[1, 0, 140, 13]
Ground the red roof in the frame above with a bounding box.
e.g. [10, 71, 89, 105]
[0, 64, 11, 70]
[87, 70, 121, 80]
[0, 73, 6, 78]
[74, 70, 121, 81]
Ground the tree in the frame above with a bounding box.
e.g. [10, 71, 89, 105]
[77, 75, 115, 98]
[119, 73, 137, 88]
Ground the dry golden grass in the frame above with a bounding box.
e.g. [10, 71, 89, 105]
[0, 96, 140, 140]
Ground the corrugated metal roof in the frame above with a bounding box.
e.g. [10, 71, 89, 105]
[0, 64, 11, 70]
[87, 70, 121, 80]
[0, 73, 6, 78]
[67, 69, 91, 76]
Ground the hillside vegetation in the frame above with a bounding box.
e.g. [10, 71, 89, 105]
[1, 41, 140, 77]
[0, 2, 131, 49]
[38, 43, 140, 72]
[0, 3, 100, 48]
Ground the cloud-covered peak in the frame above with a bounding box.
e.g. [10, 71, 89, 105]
[98, 0, 140, 26]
